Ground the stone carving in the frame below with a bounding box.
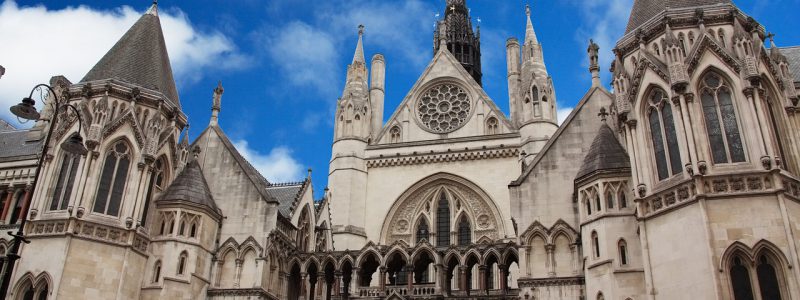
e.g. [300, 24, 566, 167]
[417, 83, 471, 133]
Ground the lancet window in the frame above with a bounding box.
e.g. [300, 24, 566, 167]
[93, 141, 131, 216]
[647, 87, 682, 180]
[700, 72, 745, 164]
[49, 153, 81, 211]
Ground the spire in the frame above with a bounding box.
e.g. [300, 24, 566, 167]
[524, 4, 539, 45]
[81, 2, 180, 108]
[210, 81, 224, 126]
[353, 25, 366, 64]
[575, 123, 631, 181]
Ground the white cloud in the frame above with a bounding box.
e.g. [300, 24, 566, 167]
[263, 21, 339, 95]
[262, 0, 436, 97]
[557, 107, 574, 125]
[0, 0, 244, 123]
[232, 140, 305, 183]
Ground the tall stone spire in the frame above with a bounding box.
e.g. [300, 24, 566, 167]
[81, 1, 180, 108]
[434, 0, 482, 85]
[524, 4, 539, 46]
[353, 25, 366, 64]
[209, 81, 224, 126]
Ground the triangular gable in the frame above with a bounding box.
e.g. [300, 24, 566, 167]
[511, 87, 614, 185]
[192, 125, 278, 204]
[686, 33, 741, 75]
[374, 48, 514, 144]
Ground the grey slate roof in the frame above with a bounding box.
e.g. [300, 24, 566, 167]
[626, 0, 732, 33]
[780, 46, 800, 83]
[0, 119, 16, 132]
[157, 159, 220, 214]
[81, 7, 180, 108]
[265, 183, 305, 218]
[0, 130, 41, 163]
[575, 123, 631, 181]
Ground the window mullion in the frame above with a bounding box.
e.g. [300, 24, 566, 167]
[659, 108, 673, 175]
[715, 92, 733, 163]
[106, 157, 120, 215]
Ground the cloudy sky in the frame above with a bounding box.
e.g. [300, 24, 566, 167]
[1, 0, 799, 195]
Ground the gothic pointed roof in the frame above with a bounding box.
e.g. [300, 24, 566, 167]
[625, 0, 731, 33]
[158, 159, 221, 216]
[353, 25, 366, 64]
[778, 46, 800, 83]
[575, 123, 630, 181]
[524, 5, 539, 46]
[81, 3, 180, 108]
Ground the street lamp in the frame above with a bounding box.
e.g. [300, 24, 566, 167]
[0, 84, 88, 297]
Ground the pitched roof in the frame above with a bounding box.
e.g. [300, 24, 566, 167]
[0, 130, 41, 163]
[779, 46, 800, 83]
[81, 4, 180, 108]
[626, 0, 731, 33]
[157, 159, 220, 216]
[575, 123, 631, 181]
[0, 119, 17, 132]
[265, 181, 307, 218]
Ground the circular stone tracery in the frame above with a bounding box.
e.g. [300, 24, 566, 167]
[417, 83, 471, 133]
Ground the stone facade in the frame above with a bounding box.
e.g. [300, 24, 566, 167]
[1, 0, 799, 300]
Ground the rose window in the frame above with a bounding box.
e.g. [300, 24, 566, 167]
[417, 84, 471, 133]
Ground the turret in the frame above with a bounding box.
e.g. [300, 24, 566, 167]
[588, 39, 601, 88]
[513, 4, 559, 162]
[370, 54, 385, 138]
[329, 26, 372, 250]
[209, 81, 223, 126]
[611, 53, 632, 118]
[506, 38, 522, 126]
[663, 23, 689, 92]
[434, 0, 482, 85]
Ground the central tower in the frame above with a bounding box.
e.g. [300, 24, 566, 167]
[435, 0, 482, 85]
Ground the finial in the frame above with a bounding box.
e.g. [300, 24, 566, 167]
[307, 168, 313, 179]
[598, 107, 609, 122]
[526, 4, 531, 17]
[146, 0, 158, 16]
[767, 32, 776, 46]
[214, 80, 224, 94]
[358, 24, 365, 36]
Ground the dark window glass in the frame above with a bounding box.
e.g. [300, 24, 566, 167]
[606, 192, 614, 209]
[50, 155, 72, 211]
[436, 192, 450, 247]
[619, 243, 628, 265]
[702, 90, 728, 163]
[179, 221, 185, 236]
[154, 262, 161, 282]
[718, 88, 745, 162]
[22, 289, 34, 300]
[141, 175, 155, 224]
[416, 219, 429, 244]
[107, 156, 130, 216]
[661, 105, 683, 175]
[178, 254, 186, 274]
[595, 195, 601, 212]
[765, 98, 788, 170]
[458, 217, 471, 246]
[190, 223, 197, 238]
[532, 86, 539, 102]
[757, 255, 782, 300]
[701, 73, 745, 164]
[586, 197, 592, 215]
[94, 142, 130, 216]
[649, 108, 669, 180]
[36, 284, 48, 300]
[731, 257, 755, 300]
[160, 221, 166, 235]
[93, 155, 116, 213]
[619, 192, 627, 208]
[592, 232, 600, 258]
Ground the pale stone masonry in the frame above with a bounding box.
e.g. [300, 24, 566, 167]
[1, 0, 800, 299]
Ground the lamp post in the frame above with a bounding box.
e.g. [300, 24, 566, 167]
[0, 84, 88, 297]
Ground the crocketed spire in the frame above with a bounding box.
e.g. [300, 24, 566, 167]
[524, 4, 539, 46]
[353, 25, 366, 64]
[81, 1, 180, 108]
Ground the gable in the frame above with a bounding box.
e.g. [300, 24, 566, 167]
[374, 49, 514, 145]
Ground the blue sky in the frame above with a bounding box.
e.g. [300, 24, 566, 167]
[1, 0, 799, 197]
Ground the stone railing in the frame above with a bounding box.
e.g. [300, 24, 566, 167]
[26, 218, 150, 254]
[642, 171, 781, 217]
[358, 286, 383, 297]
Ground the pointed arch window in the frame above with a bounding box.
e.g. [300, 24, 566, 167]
[178, 252, 188, 275]
[618, 239, 628, 266]
[416, 218, 429, 244]
[436, 192, 450, 247]
[153, 261, 162, 283]
[594, 194, 601, 212]
[647, 88, 683, 180]
[591, 231, 600, 258]
[486, 117, 499, 135]
[606, 191, 614, 209]
[297, 208, 311, 252]
[700, 73, 745, 164]
[619, 191, 627, 208]
[718, 29, 727, 48]
[50, 153, 81, 211]
[93, 141, 131, 216]
[457, 215, 471, 246]
[730, 256, 755, 300]
[190, 222, 197, 238]
[142, 158, 166, 224]
[179, 220, 186, 236]
[390, 126, 402, 143]
[585, 195, 592, 215]
[756, 255, 782, 300]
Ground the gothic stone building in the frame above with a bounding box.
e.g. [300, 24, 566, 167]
[1, 0, 800, 299]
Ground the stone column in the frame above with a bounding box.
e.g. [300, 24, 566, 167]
[0, 188, 14, 222]
[459, 266, 467, 293]
[333, 272, 342, 297]
[478, 265, 487, 293]
[379, 267, 387, 292]
[406, 265, 414, 293]
[18, 185, 32, 224]
[518, 247, 529, 277]
[545, 244, 556, 277]
[301, 273, 309, 300]
[499, 264, 508, 293]
[317, 274, 325, 299]
[570, 244, 579, 275]
[434, 263, 444, 294]
[234, 259, 243, 287]
[744, 87, 769, 158]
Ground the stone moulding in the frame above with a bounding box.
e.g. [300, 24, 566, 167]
[517, 276, 585, 287]
[367, 148, 519, 168]
[26, 218, 150, 255]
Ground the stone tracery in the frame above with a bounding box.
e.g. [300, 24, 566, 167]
[416, 84, 472, 133]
